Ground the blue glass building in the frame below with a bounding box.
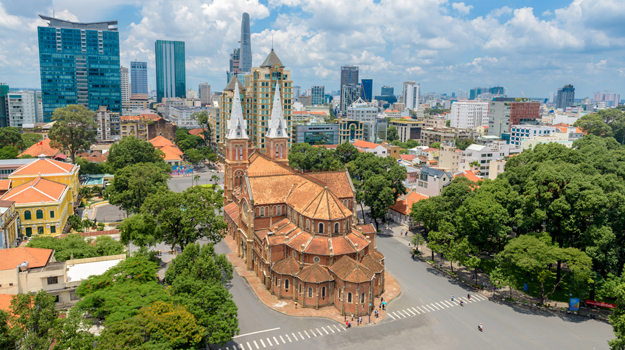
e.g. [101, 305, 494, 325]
[155, 40, 186, 102]
[131, 61, 148, 95]
[361, 79, 373, 102]
[37, 15, 121, 122]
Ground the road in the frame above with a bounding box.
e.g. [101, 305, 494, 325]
[211, 228, 614, 350]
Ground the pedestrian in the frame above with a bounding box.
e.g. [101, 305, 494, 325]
[379, 303, 382, 309]
[451, 294, 454, 301]
[381, 297, 384, 302]
[383, 301, 386, 310]
[295, 302, 298, 309]
[357, 318, 360, 326]
[351, 314, 354, 321]
[359, 316, 362, 325]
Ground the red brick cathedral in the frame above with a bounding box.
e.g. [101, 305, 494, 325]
[223, 78, 385, 316]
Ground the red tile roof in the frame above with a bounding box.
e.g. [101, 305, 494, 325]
[361, 254, 384, 273]
[0, 294, 14, 312]
[389, 191, 429, 216]
[355, 224, 376, 234]
[353, 140, 381, 150]
[0, 247, 53, 270]
[188, 128, 206, 135]
[400, 154, 416, 161]
[0, 179, 10, 191]
[297, 263, 333, 283]
[224, 202, 239, 223]
[1, 177, 68, 204]
[11, 158, 75, 176]
[453, 170, 482, 182]
[19, 138, 61, 158]
[329, 256, 374, 283]
[423, 148, 439, 152]
[304, 237, 330, 255]
[272, 256, 300, 276]
[149, 135, 175, 148]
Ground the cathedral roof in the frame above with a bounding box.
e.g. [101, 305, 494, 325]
[297, 263, 333, 283]
[272, 256, 300, 276]
[329, 256, 374, 284]
[360, 254, 384, 274]
[260, 49, 284, 68]
[266, 83, 288, 138]
[226, 79, 248, 139]
[300, 187, 351, 221]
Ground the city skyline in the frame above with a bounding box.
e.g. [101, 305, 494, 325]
[0, 0, 623, 98]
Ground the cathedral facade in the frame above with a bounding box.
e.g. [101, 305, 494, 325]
[223, 75, 385, 317]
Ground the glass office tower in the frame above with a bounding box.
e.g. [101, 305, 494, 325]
[37, 15, 121, 122]
[131, 61, 148, 96]
[361, 79, 373, 102]
[155, 40, 186, 102]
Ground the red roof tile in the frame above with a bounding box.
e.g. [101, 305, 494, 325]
[355, 224, 376, 234]
[272, 256, 300, 275]
[11, 158, 75, 176]
[329, 256, 374, 283]
[361, 254, 384, 273]
[0, 247, 53, 270]
[453, 170, 482, 182]
[353, 140, 381, 150]
[1, 177, 68, 204]
[400, 154, 416, 161]
[297, 263, 333, 283]
[304, 237, 330, 255]
[19, 138, 61, 158]
[389, 191, 429, 216]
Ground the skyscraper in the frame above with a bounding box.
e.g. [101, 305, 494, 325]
[381, 86, 394, 96]
[293, 86, 301, 101]
[402, 81, 419, 110]
[311, 86, 325, 105]
[556, 84, 575, 109]
[199, 83, 211, 106]
[155, 40, 186, 102]
[340, 66, 359, 112]
[341, 84, 361, 113]
[0, 83, 8, 128]
[37, 15, 121, 122]
[361, 79, 373, 102]
[120, 66, 130, 109]
[131, 61, 148, 96]
[239, 13, 252, 73]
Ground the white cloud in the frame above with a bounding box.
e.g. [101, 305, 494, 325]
[452, 2, 473, 15]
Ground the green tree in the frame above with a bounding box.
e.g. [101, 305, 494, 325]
[446, 119, 450, 127]
[48, 104, 97, 164]
[107, 136, 168, 172]
[138, 301, 204, 349]
[165, 243, 238, 346]
[9, 290, 58, 350]
[27, 234, 96, 261]
[334, 142, 360, 165]
[0, 309, 16, 349]
[363, 174, 395, 231]
[454, 138, 474, 150]
[430, 142, 441, 149]
[455, 191, 511, 253]
[191, 110, 212, 146]
[574, 114, 612, 137]
[0, 145, 19, 159]
[22, 133, 43, 149]
[75, 157, 106, 175]
[0, 126, 24, 148]
[288, 143, 342, 172]
[185, 148, 205, 165]
[76, 256, 171, 323]
[494, 234, 592, 305]
[387, 125, 399, 142]
[120, 214, 159, 248]
[93, 235, 125, 256]
[607, 272, 625, 349]
[105, 162, 170, 214]
[52, 308, 96, 350]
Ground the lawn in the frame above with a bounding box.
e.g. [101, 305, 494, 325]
[199, 184, 221, 190]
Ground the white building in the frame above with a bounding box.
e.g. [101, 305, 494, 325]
[402, 81, 420, 111]
[95, 106, 112, 142]
[120, 66, 130, 109]
[5, 91, 42, 127]
[458, 142, 517, 178]
[509, 125, 557, 147]
[346, 98, 378, 122]
[352, 139, 388, 157]
[520, 132, 572, 149]
[167, 106, 206, 128]
[186, 89, 198, 99]
[449, 101, 489, 129]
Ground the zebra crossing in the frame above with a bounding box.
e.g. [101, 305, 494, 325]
[218, 324, 345, 350]
[385, 293, 488, 321]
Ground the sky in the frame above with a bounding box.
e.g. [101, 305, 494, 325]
[0, 0, 623, 98]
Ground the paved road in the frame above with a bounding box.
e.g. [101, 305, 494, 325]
[210, 228, 614, 350]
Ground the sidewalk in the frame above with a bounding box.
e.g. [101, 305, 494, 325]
[223, 234, 401, 325]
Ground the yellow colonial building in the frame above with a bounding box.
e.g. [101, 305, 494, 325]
[8, 158, 80, 209]
[0, 200, 19, 248]
[0, 177, 72, 237]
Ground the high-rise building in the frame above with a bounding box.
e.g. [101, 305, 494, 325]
[341, 84, 361, 113]
[381, 86, 394, 96]
[361, 79, 373, 102]
[229, 48, 240, 73]
[218, 50, 293, 155]
[120, 66, 130, 109]
[489, 86, 505, 95]
[340, 66, 359, 111]
[556, 84, 575, 109]
[130, 61, 148, 96]
[488, 98, 540, 137]
[311, 86, 325, 105]
[402, 81, 419, 111]
[155, 40, 186, 102]
[469, 87, 488, 100]
[199, 83, 211, 106]
[37, 15, 121, 122]
[5, 91, 43, 127]
[549, 92, 556, 104]
[239, 13, 252, 74]
[449, 101, 489, 129]
[0, 83, 8, 128]
[593, 91, 620, 107]
[293, 86, 301, 101]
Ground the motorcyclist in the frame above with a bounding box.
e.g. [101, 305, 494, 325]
[478, 323, 483, 331]
[460, 300, 464, 306]
[467, 294, 471, 300]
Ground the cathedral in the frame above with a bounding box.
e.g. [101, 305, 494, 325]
[222, 74, 386, 317]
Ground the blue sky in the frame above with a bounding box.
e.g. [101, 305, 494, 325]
[0, 0, 623, 99]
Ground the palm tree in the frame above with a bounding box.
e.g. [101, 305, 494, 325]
[193, 175, 200, 186]
[211, 175, 220, 185]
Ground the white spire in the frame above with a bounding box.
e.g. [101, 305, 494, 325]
[226, 79, 248, 139]
[266, 83, 288, 138]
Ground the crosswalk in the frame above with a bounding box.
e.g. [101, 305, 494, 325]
[217, 294, 488, 349]
[385, 293, 488, 321]
[219, 324, 346, 350]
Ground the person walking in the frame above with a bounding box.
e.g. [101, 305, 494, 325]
[351, 314, 354, 321]
[382, 301, 386, 310]
[359, 316, 362, 325]
[451, 294, 454, 301]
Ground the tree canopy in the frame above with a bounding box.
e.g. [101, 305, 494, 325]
[48, 104, 97, 164]
[0, 127, 24, 148]
[105, 162, 170, 214]
[107, 136, 168, 172]
[288, 143, 343, 172]
[26, 233, 124, 261]
[0, 146, 19, 160]
[386, 125, 399, 142]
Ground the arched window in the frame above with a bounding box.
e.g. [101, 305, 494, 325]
[37, 226, 44, 235]
[361, 293, 365, 303]
[25, 227, 32, 237]
[239, 146, 243, 160]
[321, 286, 326, 299]
[24, 210, 31, 220]
[306, 219, 310, 231]
[318, 223, 324, 234]
[334, 223, 339, 234]
[260, 207, 265, 217]
[308, 287, 313, 298]
[280, 145, 283, 159]
[276, 206, 281, 216]
[275, 146, 279, 159]
[36, 210, 43, 219]
[284, 279, 289, 290]
[275, 277, 279, 286]
[347, 292, 352, 303]
[299, 283, 302, 293]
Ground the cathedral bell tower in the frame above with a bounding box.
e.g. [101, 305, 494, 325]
[265, 83, 289, 165]
[224, 78, 249, 205]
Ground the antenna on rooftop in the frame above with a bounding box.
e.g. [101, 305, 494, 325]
[271, 33, 274, 51]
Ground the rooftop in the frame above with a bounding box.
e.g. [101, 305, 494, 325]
[0, 247, 53, 271]
[1, 177, 68, 204]
[19, 138, 61, 158]
[11, 158, 75, 177]
[260, 49, 285, 68]
[67, 259, 123, 282]
[353, 140, 382, 150]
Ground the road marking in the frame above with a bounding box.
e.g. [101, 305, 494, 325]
[388, 312, 396, 320]
[279, 335, 285, 344]
[316, 328, 323, 335]
[321, 327, 329, 335]
[293, 333, 299, 341]
[327, 326, 335, 333]
[266, 338, 272, 346]
[435, 302, 446, 309]
[253, 341, 259, 349]
[424, 305, 436, 312]
[234, 328, 281, 339]
[333, 325, 343, 332]
[304, 330, 311, 338]
[442, 300, 454, 307]
[429, 303, 440, 310]
[405, 308, 416, 316]
[246, 342, 252, 350]
[299, 331, 305, 339]
[259, 339, 266, 348]
[411, 307, 421, 314]
[238, 345, 244, 350]
[394, 311, 404, 318]
[311, 329, 318, 337]
[272, 337, 277, 345]
[398, 310, 409, 317]
[285, 334, 292, 342]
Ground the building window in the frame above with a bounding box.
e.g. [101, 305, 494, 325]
[313, 256, 320, 264]
[318, 223, 324, 234]
[308, 287, 313, 298]
[260, 207, 265, 217]
[24, 211, 31, 220]
[334, 223, 339, 234]
[275, 278, 279, 286]
[38, 226, 44, 235]
[284, 279, 289, 290]
[322, 286, 326, 299]
[70, 292, 80, 301]
[54, 295, 60, 303]
[49, 211, 55, 219]
[347, 292, 352, 303]
[25, 227, 32, 237]
[292, 250, 297, 258]
[36, 210, 43, 219]
[50, 226, 56, 234]
[47, 276, 58, 285]
[361, 293, 365, 303]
